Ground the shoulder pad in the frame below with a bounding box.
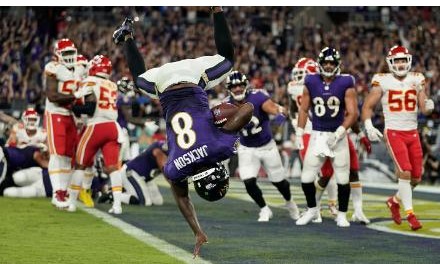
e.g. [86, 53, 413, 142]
[44, 61, 58, 76]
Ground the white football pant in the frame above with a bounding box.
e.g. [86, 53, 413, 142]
[301, 131, 349, 184]
[238, 139, 286, 182]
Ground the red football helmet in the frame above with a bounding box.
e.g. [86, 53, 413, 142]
[88, 55, 112, 79]
[77, 54, 88, 67]
[54, 38, 77, 68]
[386, 45, 412, 77]
[22, 108, 40, 130]
[291, 58, 318, 84]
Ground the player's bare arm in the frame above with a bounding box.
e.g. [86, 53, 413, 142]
[71, 87, 96, 118]
[341, 88, 358, 130]
[169, 180, 208, 257]
[46, 75, 76, 105]
[33, 151, 49, 168]
[262, 99, 288, 116]
[297, 86, 311, 130]
[152, 148, 167, 172]
[361, 86, 382, 122]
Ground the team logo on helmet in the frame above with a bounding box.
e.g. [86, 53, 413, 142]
[291, 57, 318, 84]
[22, 108, 40, 131]
[89, 55, 112, 79]
[225, 70, 249, 101]
[317, 47, 341, 78]
[54, 38, 77, 69]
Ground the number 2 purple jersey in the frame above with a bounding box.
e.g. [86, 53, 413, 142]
[230, 90, 272, 147]
[160, 86, 239, 182]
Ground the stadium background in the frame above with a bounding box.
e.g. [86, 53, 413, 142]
[1, 6, 440, 184]
[1, 6, 440, 263]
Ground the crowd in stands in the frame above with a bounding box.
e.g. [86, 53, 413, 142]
[1, 6, 440, 183]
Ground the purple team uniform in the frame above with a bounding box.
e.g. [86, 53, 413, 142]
[160, 86, 239, 182]
[116, 95, 130, 129]
[126, 141, 167, 182]
[0, 146, 51, 196]
[125, 141, 167, 205]
[305, 74, 355, 132]
[230, 90, 272, 148]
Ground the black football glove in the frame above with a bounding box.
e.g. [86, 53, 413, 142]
[112, 17, 134, 45]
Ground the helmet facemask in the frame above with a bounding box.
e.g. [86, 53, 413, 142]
[229, 84, 247, 101]
[22, 111, 40, 131]
[386, 55, 412, 77]
[317, 47, 341, 78]
[291, 68, 306, 84]
[226, 71, 249, 101]
[58, 49, 77, 69]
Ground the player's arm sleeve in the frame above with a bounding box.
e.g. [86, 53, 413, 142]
[72, 101, 96, 117]
[213, 11, 234, 63]
[123, 38, 147, 86]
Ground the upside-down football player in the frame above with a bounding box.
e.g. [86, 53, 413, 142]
[113, 7, 253, 257]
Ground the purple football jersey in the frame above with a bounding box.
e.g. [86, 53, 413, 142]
[305, 74, 355, 132]
[160, 86, 239, 182]
[116, 95, 131, 129]
[4, 146, 40, 172]
[126, 141, 166, 182]
[229, 90, 272, 147]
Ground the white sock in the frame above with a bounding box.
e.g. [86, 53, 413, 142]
[120, 193, 131, 205]
[398, 178, 413, 213]
[68, 170, 84, 204]
[82, 168, 94, 190]
[327, 176, 338, 204]
[314, 179, 324, 208]
[350, 181, 363, 212]
[110, 170, 122, 208]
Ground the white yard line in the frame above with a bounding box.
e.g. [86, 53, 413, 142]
[80, 205, 212, 264]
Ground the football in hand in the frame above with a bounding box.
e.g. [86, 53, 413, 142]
[211, 102, 239, 127]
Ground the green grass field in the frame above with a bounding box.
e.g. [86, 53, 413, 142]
[1, 177, 440, 264]
[0, 197, 182, 264]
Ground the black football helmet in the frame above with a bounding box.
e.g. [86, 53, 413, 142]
[317, 47, 341, 78]
[191, 163, 229, 202]
[225, 70, 249, 101]
[116, 76, 134, 94]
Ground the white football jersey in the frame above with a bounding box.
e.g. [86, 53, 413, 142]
[287, 81, 312, 133]
[82, 76, 118, 125]
[371, 72, 425, 130]
[13, 123, 47, 148]
[44, 61, 86, 115]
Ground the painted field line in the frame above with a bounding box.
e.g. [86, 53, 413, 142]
[369, 220, 440, 240]
[80, 205, 212, 264]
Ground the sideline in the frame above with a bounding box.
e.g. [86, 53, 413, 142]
[80, 205, 212, 264]
[369, 220, 440, 240]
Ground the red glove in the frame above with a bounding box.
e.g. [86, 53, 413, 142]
[360, 135, 372, 154]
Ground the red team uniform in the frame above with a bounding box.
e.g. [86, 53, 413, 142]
[363, 45, 435, 230]
[43, 38, 86, 207]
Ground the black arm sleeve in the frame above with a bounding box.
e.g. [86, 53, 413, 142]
[123, 38, 146, 82]
[72, 101, 96, 117]
[213, 11, 234, 63]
